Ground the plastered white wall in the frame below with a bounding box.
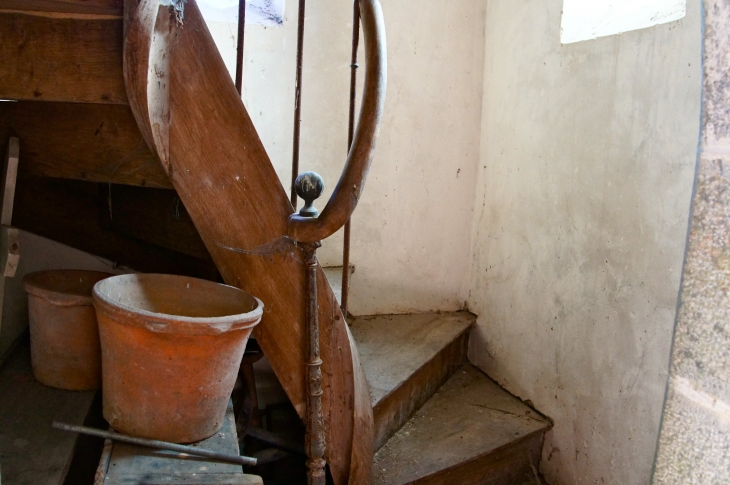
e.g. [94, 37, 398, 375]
[467, 1, 701, 484]
[207, 0, 486, 315]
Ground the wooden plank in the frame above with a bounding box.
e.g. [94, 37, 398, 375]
[0, 13, 126, 104]
[0, 342, 96, 485]
[2, 137, 19, 225]
[0, 102, 171, 189]
[104, 402, 263, 485]
[0, 0, 122, 17]
[1, 138, 20, 278]
[12, 176, 218, 280]
[372, 365, 551, 485]
[350, 312, 475, 450]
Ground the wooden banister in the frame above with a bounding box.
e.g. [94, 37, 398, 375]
[122, 1, 377, 483]
[286, 0, 387, 244]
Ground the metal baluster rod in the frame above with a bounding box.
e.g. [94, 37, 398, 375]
[290, 0, 307, 209]
[235, 0, 246, 94]
[341, 0, 361, 317]
[294, 172, 327, 485]
[53, 422, 257, 467]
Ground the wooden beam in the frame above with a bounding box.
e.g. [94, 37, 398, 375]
[0, 12, 126, 104]
[0, 102, 171, 188]
[0, 0, 122, 17]
[12, 176, 218, 280]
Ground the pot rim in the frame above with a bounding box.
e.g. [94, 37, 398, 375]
[23, 270, 115, 307]
[92, 274, 264, 336]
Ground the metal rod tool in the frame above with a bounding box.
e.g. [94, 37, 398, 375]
[53, 422, 257, 467]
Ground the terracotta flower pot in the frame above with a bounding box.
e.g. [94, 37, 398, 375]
[92, 273, 263, 443]
[23, 270, 113, 391]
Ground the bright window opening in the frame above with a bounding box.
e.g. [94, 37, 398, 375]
[561, 0, 686, 44]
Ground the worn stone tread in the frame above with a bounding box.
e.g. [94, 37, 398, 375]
[350, 312, 475, 408]
[372, 364, 551, 485]
[0, 342, 96, 485]
[350, 312, 475, 449]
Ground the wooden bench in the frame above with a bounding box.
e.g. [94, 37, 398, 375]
[95, 402, 262, 485]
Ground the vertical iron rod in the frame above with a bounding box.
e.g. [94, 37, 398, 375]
[341, 0, 361, 317]
[303, 242, 326, 485]
[235, 0, 246, 94]
[291, 0, 307, 209]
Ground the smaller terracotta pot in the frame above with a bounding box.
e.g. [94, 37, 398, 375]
[93, 274, 263, 443]
[23, 270, 113, 390]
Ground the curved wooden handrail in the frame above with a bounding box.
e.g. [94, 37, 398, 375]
[122, 0, 171, 175]
[287, 0, 387, 243]
[123, 1, 376, 483]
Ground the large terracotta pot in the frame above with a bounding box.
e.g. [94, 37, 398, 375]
[93, 273, 263, 443]
[23, 270, 113, 391]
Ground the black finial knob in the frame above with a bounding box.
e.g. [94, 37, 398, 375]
[295, 171, 325, 218]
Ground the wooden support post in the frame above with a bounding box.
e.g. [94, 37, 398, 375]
[0, 137, 20, 357]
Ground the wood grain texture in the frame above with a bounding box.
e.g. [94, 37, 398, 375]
[0, 0, 122, 17]
[104, 402, 263, 485]
[123, 2, 374, 483]
[0, 343, 96, 485]
[12, 176, 218, 279]
[0, 13, 126, 103]
[350, 312, 474, 450]
[372, 365, 551, 485]
[0, 102, 171, 188]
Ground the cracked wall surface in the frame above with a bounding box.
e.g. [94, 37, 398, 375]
[653, 1, 730, 483]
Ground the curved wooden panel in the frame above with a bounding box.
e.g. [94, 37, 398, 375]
[123, 1, 374, 483]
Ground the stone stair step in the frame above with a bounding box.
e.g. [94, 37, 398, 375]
[350, 312, 475, 449]
[372, 364, 551, 485]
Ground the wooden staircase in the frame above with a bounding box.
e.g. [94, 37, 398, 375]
[0, 1, 551, 483]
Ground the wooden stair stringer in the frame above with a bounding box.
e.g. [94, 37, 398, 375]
[123, 1, 374, 484]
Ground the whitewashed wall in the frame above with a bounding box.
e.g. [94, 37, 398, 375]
[467, 1, 701, 484]
[206, 0, 486, 315]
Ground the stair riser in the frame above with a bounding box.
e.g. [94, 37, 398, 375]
[405, 432, 544, 485]
[373, 330, 469, 450]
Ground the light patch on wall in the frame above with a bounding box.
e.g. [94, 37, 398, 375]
[561, 0, 686, 44]
[198, 0, 285, 26]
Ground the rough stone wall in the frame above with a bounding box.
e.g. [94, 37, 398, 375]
[652, 1, 730, 483]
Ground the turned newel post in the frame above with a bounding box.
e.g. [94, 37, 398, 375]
[295, 171, 327, 485]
